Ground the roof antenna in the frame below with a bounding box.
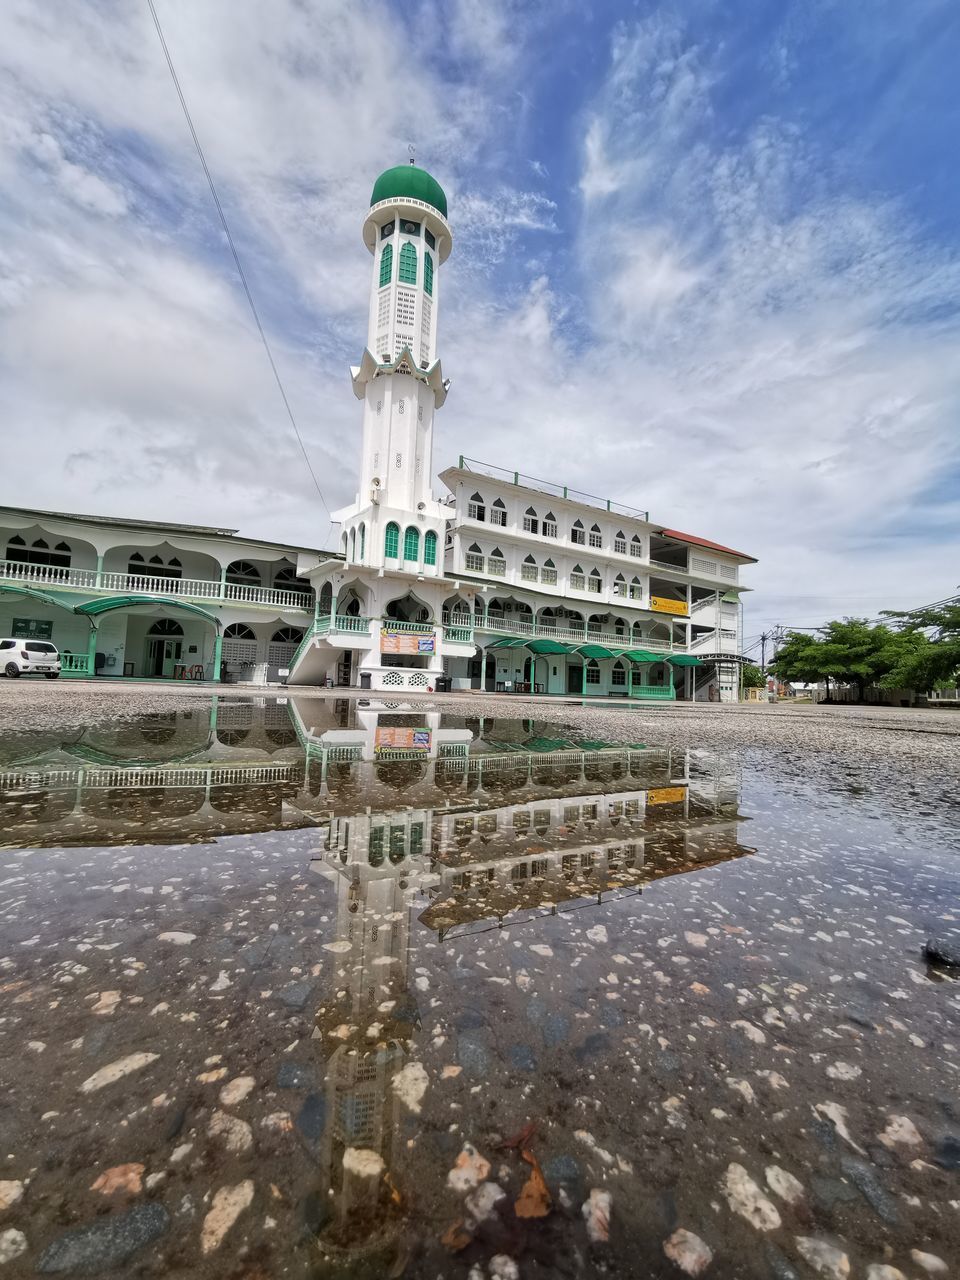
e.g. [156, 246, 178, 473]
[408, 143, 416, 166]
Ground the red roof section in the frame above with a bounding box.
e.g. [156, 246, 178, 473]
[657, 528, 757, 563]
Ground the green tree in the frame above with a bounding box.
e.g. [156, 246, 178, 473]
[817, 619, 905, 702]
[769, 631, 830, 692]
[741, 663, 765, 688]
[881, 600, 960, 693]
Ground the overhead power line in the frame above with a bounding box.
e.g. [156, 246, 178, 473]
[145, 0, 332, 526]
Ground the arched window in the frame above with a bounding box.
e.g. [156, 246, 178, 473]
[271, 626, 304, 644]
[384, 522, 400, 559]
[541, 556, 557, 584]
[612, 660, 626, 687]
[379, 242, 393, 287]
[614, 530, 627, 554]
[224, 623, 254, 641]
[630, 534, 643, 558]
[585, 658, 601, 686]
[521, 553, 537, 582]
[571, 519, 585, 545]
[5, 535, 71, 569]
[491, 498, 507, 527]
[399, 241, 417, 284]
[589, 523, 603, 548]
[403, 526, 420, 562]
[349, 528, 356, 561]
[424, 251, 434, 297]
[274, 565, 311, 595]
[226, 561, 260, 585]
[424, 529, 437, 565]
[319, 582, 333, 613]
[465, 541, 484, 571]
[629, 575, 642, 600]
[147, 619, 184, 636]
[358, 523, 366, 561]
[543, 512, 558, 538]
[588, 567, 602, 594]
[467, 492, 486, 522]
[488, 547, 506, 576]
[523, 506, 538, 534]
[614, 572, 626, 598]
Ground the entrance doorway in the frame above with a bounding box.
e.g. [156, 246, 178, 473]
[145, 620, 184, 677]
[337, 652, 353, 686]
[567, 664, 583, 694]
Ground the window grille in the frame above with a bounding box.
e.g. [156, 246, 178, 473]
[541, 565, 557, 585]
[424, 251, 433, 296]
[589, 530, 602, 548]
[491, 501, 507, 527]
[521, 562, 538, 582]
[614, 535, 627, 554]
[585, 661, 600, 684]
[630, 536, 643, 558]
[570, 572, 585, 591]
[465, 552, 484, 572]
[403, 526, 420, 561]
[488, 556, 506, 576]
[424, 530, 437, 566]
[398, 241, 417, 284]
[587, 571, 602, 593]
[612, 664, 626, 686]
[571, 525, 585, 545]
[384, 522, 399, 559]
[379, 243, 393, 287]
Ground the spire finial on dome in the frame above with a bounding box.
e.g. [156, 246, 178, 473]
[408, 142, 416, 166]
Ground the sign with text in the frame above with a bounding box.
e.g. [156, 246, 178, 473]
[649, 596, 688, 617]
[375, 727, 431, 755]
[647, 786, 686, 805]
[12, 618, 53, 640]
[381, 627, 435, 655]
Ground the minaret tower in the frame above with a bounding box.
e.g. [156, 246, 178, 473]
[332, 163, 453, 575]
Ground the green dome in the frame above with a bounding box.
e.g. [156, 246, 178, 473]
[370, 164, 447, 218]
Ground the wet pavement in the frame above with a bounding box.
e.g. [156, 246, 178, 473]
[0, 696, 957, 1278]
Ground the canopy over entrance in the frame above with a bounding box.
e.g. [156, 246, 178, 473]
[668, 654, 704, 667]
[623, 649, 665, 663]
[74, 596, 221, 630]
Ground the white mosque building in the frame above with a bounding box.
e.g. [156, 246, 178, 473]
[0, 163, 754, 700]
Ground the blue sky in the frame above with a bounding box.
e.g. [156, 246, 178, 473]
[0, 0, 958, 645]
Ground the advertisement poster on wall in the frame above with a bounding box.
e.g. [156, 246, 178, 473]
[381, 628, 435, 655]
[12, 618, 54, 640]
[374, 727, 431, 755]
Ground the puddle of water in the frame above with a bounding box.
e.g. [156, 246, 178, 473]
[0, 696, 957, 1277]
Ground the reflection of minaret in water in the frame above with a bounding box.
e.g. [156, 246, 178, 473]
[308, 832, 431, 1245]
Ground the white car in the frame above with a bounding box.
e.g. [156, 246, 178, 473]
[0, 639, 62, 678]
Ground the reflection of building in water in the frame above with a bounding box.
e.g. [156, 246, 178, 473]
[0, 698, 305, 847]
[307, 842, 431, 1247]
[303, 729, 752, 1243]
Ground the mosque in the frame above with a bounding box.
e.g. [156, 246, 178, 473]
[0, 163, 754, 700]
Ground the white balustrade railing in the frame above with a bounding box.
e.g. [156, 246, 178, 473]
[476, 614, 674, 651]
[0, 560, 312, 610]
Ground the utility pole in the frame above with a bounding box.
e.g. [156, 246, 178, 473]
[760, 631, 768, 671]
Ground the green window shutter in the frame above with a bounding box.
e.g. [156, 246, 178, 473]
[424, 251, 433, 297]
[403, 525, 420, 561]
[423, 530, 437, 565]
[359, 525, 365, 560]
[379, 242, 393, 287]
[384, 522, 399, 558]
[399, 242, 417, 284]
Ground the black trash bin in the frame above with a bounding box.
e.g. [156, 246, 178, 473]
[359, 672, 372, 690]
[435, 675, 452, 692]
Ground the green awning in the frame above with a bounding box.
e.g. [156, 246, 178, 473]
[575, 644, 616, 660]
[526, 638, 575, 655]
[74, 595, 219, 626]
[623, 649, 664, 663]
[486, 637, 528, 649]
[721, 591, 740, 602]
[668, 654, 704, 667]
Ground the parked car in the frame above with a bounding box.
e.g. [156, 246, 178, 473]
[0, 639, 61, 678]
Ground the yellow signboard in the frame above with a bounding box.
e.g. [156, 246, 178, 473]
[647, 786, 686, 805]
[650, 596, 688, 617]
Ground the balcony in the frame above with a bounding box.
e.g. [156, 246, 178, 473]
[0, 560, 313, 612]
[454, 613, 676, 652]
[315, 613, 371, 634]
